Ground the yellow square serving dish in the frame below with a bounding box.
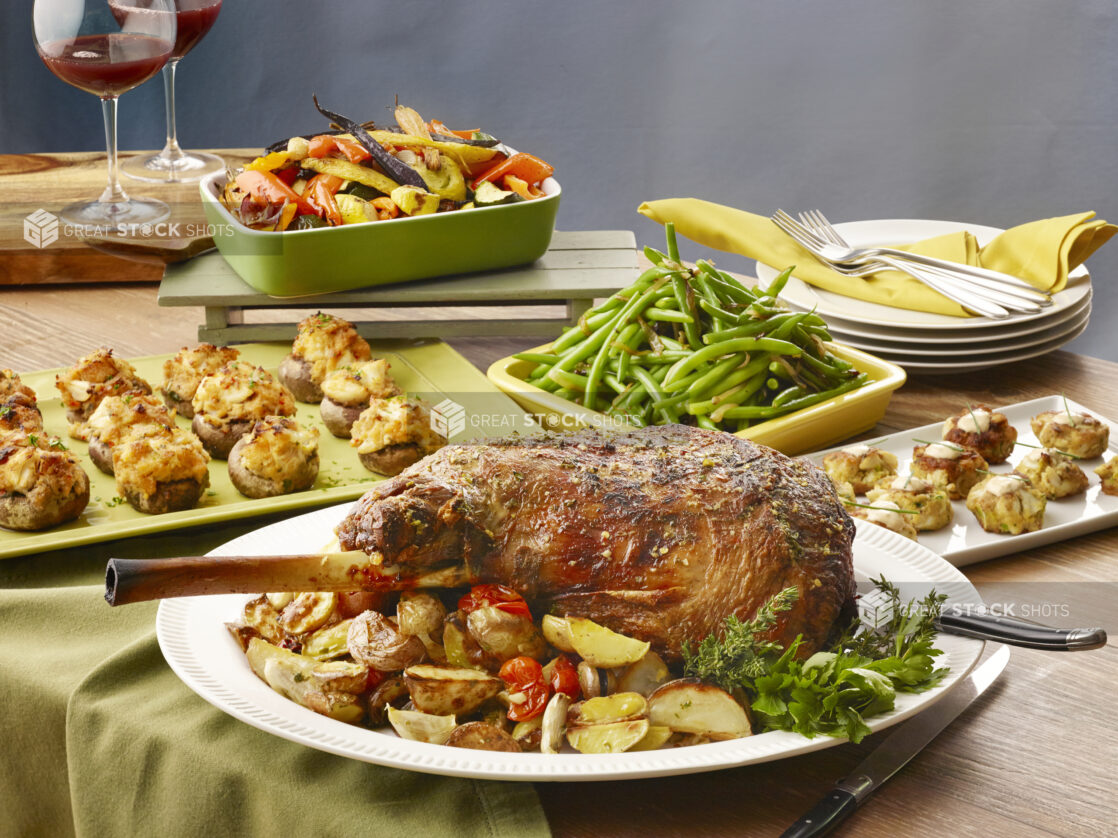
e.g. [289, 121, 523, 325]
[486, 343, 906, 455]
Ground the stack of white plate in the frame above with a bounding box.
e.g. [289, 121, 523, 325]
[754, 219, 1092, 374]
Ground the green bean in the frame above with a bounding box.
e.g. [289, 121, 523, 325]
[584, 276, 673, 409]
[662, 337, 802, 388]
[701, 314, 794, 344]
[697, 297, 740, 325]
[612, 322, 643, 382]
[513, 352, 559, 365]
[766, 377, 780, 390]
[631, 366, 679, 424]
[665, 222, 682, 264]
[691, 354, 772, 402]
[659, 335, 685, 352]
[644, 308, 694, 324]
[710, 371, 769, 423]
[762, 265, 794, 300]
[719, 375, 868, 419]
[547, 368, 592, 391]
[671, 275, 703, 349]
[684, 355, 745, 402]
[772, 385, 806, 407]
[695, 415, 719, 431]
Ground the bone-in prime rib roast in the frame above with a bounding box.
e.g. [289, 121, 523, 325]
[336, 424, 856, 662]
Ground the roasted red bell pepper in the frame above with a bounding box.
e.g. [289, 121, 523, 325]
[472, 152, 555, 189]
[234, 170, 315, 216]
[303, 174, 345, 226]
[307, 134, 371, 164]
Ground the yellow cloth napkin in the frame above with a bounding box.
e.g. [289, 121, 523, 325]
[637, 199, 1115, 317]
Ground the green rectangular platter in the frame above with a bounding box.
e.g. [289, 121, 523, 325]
[2, 341, 536, 560]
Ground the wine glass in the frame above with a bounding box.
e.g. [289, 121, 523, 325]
[33, 0, 176, 229]
[118, 0, 224, 183]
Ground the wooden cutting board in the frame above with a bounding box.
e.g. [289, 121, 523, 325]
[0, 149, 255, 285]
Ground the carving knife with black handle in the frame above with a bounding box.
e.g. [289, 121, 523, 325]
[936, 609, 1106, 650]
[781, 644, 1011, 838]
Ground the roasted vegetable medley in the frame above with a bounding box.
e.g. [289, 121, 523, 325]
[516, 224, 869, 433]
[223, 97, 556, 231]
[227, 577, 949, 752]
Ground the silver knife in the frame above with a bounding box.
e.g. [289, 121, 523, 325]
[780, 644, 1011, 838]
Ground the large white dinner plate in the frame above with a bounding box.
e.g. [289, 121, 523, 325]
[823, 289, 1093, 346]
[754, 219, 1091, 330]
[880, 316, 1089, 374]
[834, 304, 1090, 359]
[810, 395, 1118, 566]
[157, 504, 984, 782]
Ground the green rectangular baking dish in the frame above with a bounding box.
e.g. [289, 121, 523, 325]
[199, 169, 560, 298]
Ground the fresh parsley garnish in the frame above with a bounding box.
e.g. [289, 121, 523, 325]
[682, 576, 949, 744]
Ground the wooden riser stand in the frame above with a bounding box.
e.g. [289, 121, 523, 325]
[158, 230, 637, 344]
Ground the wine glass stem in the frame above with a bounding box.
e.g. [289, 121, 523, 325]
[99, 95, 128, 205]
[160, 59, 185, 163]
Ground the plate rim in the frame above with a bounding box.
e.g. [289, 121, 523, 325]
[157, 503, 985, 782]
[834, 303, 1091, 359]
[754, 218, 1091, 330]
[821, 289, 1093, 345]
[884, 316, 1089, 373]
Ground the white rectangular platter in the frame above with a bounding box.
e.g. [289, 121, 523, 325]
[808, 395, 1117, 567]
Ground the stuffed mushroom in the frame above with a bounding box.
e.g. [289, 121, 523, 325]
[228, 416, 320, 499]
[190, 361, 295, 459]
[0, 430, 90, 531]
[910, 441, 988, 500]
[161, 343, 241, 419]
[965, 474, 1046, 535]
[1030, 408, 1110, 459]
[0, 392, 43, 434]
[54, 348, 152, 440]
[319, 359, 401, 438]
[111, 425, 211, 514]
[279, 313, 372, 403]
[86, 393, 176, 475]
[821, 443, 898, 494]
[349, 397, 446, 476]
[942, 404, 1017, 465]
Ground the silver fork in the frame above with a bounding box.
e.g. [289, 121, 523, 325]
[771, 212, 1013, 318]
[798, 211, 1050, 311]
[790, 209, 1052, 303]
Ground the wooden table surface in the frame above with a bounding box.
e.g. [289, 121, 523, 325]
[1, 152, 1116, 837]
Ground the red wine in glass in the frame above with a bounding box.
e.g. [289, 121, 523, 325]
[115, 0, 225, 183]
[33, 0, 176, 229]
[38, 34, 171, 97]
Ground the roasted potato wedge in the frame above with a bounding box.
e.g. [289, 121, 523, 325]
[386, 707, 457, 745]
[445, 721, 521, 752]
[403, 664, 502, 716]
[566, 720, 650, 755]
[647, 679, 752, 740]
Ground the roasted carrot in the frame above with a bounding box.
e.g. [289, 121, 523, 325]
[472, 152, 554, 189]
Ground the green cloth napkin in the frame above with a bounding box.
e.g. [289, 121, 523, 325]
[638, 199, 1116, 317]
[0, 525, 550, 838]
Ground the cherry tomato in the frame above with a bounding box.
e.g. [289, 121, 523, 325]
[499, 655, 550, 721]
[548, 654, 580, 700]
[458, 584, 533, 620]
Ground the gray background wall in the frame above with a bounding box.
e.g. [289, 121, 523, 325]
[4, 0, 1116, 363]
